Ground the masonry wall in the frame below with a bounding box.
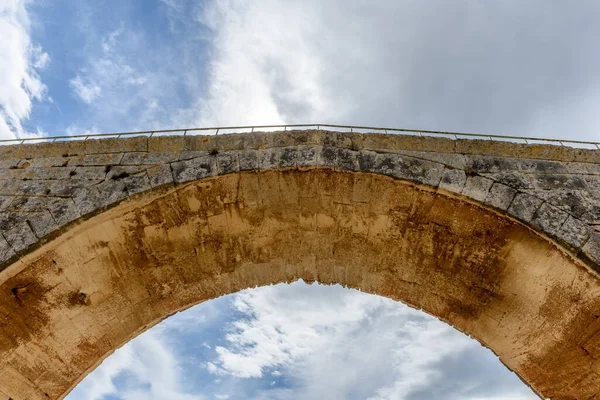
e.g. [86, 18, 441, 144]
[0, 129, 599, 271]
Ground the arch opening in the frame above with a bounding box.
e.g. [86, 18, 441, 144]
[68, 280, 539, 400]
[0, 168, 598, 399]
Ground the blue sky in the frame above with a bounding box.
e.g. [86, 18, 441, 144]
[3, 0, 600, 398]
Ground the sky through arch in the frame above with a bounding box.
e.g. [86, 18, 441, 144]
[67, 282, 537, 400]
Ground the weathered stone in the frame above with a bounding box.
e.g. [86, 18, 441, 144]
[461, 175, 494, 202]
[73, 166, 107, 180]
[532, 174, 588, 190]
[559, 216, 593, 250]
[217, 151, 240, 174]
[317, 146, 337, 168]
[239, 150, 259, 171]
[357, 150, 377, 172]
[583, 232, 600, 265]
[147, 165, 174, 188]
[83, 153, 124, 166]
[27, 211, 58, 238]
[1, 130, 600, 400]
[47, 198, 80, 226]
[485, 183, 517, 210]
[0, 235, 15, 264]
[3, 221, 37, 252]
[122, 174, 152, 196]
[531, 203, 570, 239]
[508, 192, 543, 222]
[279, 147, 298, 168]
[439, 169, 467, 194]
[171, 156, 216, 183]
[336, 148, 358, 171]
[296, 146, 318, 168]
[121, 152, 177, 165]
[398, 150, 466, 169]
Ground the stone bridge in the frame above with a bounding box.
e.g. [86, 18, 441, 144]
[0, 129, 600, 399]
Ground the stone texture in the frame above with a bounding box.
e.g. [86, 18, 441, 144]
[485, 183, 517, 210]
[0, 169, 597, 400]
[0, 130, 599, 267]
[508, 192, 544, 223]
[3, 131, 600, 400]
[461, 175, 494, 202]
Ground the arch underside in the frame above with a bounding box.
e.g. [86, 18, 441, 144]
[0, 168, 599, 399]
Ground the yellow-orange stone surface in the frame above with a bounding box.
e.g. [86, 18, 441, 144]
[0, 169, 599, 399]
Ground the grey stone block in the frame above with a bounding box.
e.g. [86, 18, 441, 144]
[531, 203, 570, 238]
[27, 211, 58, 238]
[318, 146, 337, 168]
[147, 165, 174, 188]
[583, 232, 600, 265]
[123, 174, 152, 196]
[532, 174, 588, 190]
[47, 198, 81, 226]
[296, 146, 317, 167]
[259, 148, 281, 170]
[4, 221, 37, 253]
[83, 153, 124, 165]
[439, 169, 467, 194]
[239, 150, 259, 171]
[461, 175, 494, 202]
[357, 150, 377, 172]
[0, 235, 15, 264]
[336, 148, 358, 171]
[217, 151, 240, 174]
[485, 183, 517, 210]
[508, 192, 543, 222]
[279, 147, 298, 168]
[171, 156, 216, 183]
[558, 216, 593, 250]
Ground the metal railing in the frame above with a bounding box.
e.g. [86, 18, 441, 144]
[1, 123, 599, 149]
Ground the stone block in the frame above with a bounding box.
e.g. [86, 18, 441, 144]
[558, 216, 593, 250]
[461, 175, 494, 202]
[83, 153, 124, 166]
[439, 169, 467, 194]
[26, 211, 58, 238]
[123, 174, 152, 196]
[259, 148, 281, 170]
[296, 146, 318, 168]
[217, 151, 240, 174]
[336, 148, 358, 171]
[484, 183, 517, 210]
[0, 235, 15, 264]
[357, 150, 377, 172]
[531, 203, 570, 239]
[398, 150, 466, 169]
[147, 165, 174, 188]
[279, 147, 298, 168]
[508, 192, 543, 222]
[238, 150, 259, 171]
[3, 221, 37, 253]
[317, 146, 337, 168]
[171, 156, 216, 183]
[532, 174, 588, 190]
[73, 166, 107, 180]
[47, 198, 81, 227]
[583, 232, 600, 266]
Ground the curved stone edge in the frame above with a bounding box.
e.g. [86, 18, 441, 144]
[0, 129, 598, 276]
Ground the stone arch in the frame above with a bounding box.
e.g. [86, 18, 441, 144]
[0, 167, 598, 399]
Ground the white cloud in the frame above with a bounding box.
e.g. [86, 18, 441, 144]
[67, 328, 205, 400]
[0, 0, 49, 139]
[193, 0, 600, 141]
[69, 75, 101, 104]
[206, 282, 537, 400]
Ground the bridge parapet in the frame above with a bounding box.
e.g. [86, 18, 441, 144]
[0, 129, 599, 271]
